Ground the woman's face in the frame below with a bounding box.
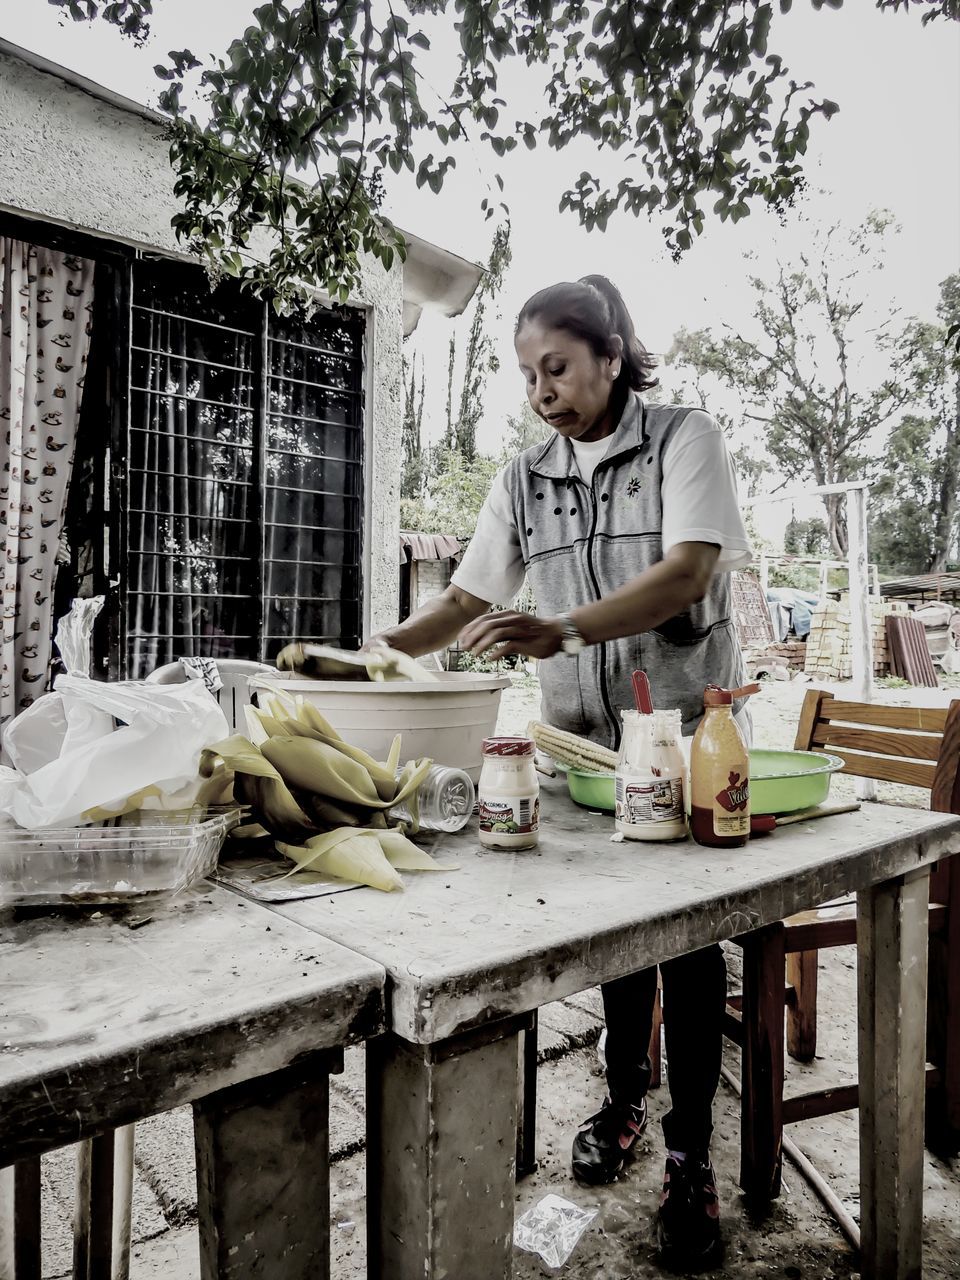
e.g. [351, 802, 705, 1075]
[515, 319, 621, 442]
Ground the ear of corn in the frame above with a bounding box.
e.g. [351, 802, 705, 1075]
[277, 831, 404, 893]
[527, 721, 618, 773]
[260, 736, 382, 807]
[206, 703, 458, 891]
[379, 828, 457, 872]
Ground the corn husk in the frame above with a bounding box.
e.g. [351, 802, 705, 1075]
[277, 830, 403, 893]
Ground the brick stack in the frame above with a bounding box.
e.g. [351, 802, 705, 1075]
[803, 594, 909, 679]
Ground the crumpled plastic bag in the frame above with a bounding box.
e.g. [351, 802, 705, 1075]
[0, 675, 229, 829]
[513, 1194, 598, 1268]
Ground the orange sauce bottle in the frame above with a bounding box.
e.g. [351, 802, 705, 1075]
[689, 684, 760, 848]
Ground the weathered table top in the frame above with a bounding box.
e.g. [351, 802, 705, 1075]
[0, 882, 385, 1163]
[272, 780, 960, 1043]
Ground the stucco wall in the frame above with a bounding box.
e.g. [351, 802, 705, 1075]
[0, 48, 402, 636]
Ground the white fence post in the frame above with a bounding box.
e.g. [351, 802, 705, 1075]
[847, 487, 877, 800]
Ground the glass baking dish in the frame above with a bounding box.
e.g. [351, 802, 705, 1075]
[0, 808, 241, 908]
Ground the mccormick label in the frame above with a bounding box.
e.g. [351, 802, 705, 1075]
[615, 775, 683, 825]
[478, 794, 540, 836]
[713, 770, 750, 837]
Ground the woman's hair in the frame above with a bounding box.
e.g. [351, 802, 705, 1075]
[515, 275, 659, 407]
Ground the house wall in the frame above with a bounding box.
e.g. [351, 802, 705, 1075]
[414, 558, 456, 612]
[0, 47, 402, 636]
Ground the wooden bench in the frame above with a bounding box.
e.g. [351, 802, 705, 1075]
[0, 883, 384, 1279]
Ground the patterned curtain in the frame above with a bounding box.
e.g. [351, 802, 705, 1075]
[0, 240, 95, 727]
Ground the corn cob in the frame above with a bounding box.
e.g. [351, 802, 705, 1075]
[527, 721, 618, 773]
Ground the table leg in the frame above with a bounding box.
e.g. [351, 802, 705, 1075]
[366, 1016, 528, 1280]
[0, 1164, 12, 1280]
[858, 867, 930, 1280]
[0, 1158, 42, 1280]
[739, 923, 786, 1206]
[193, 1051, 340, 1280]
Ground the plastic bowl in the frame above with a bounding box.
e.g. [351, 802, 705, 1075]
[567, 768, 615, 811]
[252, 671, 511, 783]
[566, 749, 844, 817]
[749, 749, 844, 815]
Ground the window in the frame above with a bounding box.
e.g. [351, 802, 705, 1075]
[123, 260, 365, 677]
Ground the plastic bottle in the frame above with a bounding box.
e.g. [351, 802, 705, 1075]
[615, 709, 687, 841]
[477, 736, 540, 850]
[689, 683, 760, 848]
[388, 765, 476, 833]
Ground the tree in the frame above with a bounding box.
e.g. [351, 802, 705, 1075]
[401, 344, 427, 501]
[502, 401, 551, 456]
[444, 223, 511, 460]
[51, 0, 958, 309]
[667, 212, 913, 555]
[784, 514, 829, 556]
[870, 274, 960, 573]
[399, 447, 500, 541]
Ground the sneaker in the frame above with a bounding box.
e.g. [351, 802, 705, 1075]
[654, 1154, 723, 1270]
[571, 1096, 647, 1185]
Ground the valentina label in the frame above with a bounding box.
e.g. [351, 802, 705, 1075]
[715, 770, 749, 813]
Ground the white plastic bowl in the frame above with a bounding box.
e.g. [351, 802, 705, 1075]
[251, 671, 512, 782]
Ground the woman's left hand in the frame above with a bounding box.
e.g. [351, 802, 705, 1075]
[458, 611, 566, 660]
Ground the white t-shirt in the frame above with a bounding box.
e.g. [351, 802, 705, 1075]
[452, 409, 753, 606]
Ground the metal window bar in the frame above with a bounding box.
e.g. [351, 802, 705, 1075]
[131, 344, 256, 378]
[130, 385, 260, 415]
[130, 426, 254, 451]
[267, 407, 361, 430]
[268, 333, 362, 362]
[133, 303, 257, 337]
[268, 368, 363, 397]
[124, 265, 364, 675]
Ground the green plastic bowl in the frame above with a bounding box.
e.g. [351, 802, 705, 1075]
[565, 749, 844, 817]
[566, 767, 615, 811]
[749, 749, 844, 816]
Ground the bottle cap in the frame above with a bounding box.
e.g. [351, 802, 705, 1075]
[482, 736, 535, 757]
[703, 682, 761, 706]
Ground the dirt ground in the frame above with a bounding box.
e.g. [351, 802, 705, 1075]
[117, 671, 960, 1279]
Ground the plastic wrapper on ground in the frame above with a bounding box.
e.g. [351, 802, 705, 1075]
[513, 1193, 598, 1268]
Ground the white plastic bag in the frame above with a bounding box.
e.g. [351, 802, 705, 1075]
[513, 1194, 598, 1268]
[0, 674, 229, 830]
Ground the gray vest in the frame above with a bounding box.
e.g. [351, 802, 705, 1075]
[502, 392, 746, 749]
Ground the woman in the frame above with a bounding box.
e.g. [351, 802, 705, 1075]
[369, 275, 752, 1270]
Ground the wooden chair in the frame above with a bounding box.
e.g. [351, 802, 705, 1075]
[728, 689, 960, 1205]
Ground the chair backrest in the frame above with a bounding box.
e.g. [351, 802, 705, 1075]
[145, 658, 274, 733]
[793, 689, 960, 815]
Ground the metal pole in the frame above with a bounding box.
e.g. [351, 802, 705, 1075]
[847, 487, 877, 800]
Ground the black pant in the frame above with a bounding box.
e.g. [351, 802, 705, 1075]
[601, 943, 726, 1156]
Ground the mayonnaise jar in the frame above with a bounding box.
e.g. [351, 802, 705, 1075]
[615, 709, 687, 841]
[477, 736, 540, 850]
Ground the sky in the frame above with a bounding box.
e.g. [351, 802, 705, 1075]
[3, 0, 959, 541]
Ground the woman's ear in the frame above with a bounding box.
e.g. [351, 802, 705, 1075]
[608, 334, 624, 380]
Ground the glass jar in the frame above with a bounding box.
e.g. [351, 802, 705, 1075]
[615, 709, 687, 841]
[477, 736, 540, 850]
[387, 765, 476, 834]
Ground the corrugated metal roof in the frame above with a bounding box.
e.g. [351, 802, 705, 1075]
[880, 572, 960, 600]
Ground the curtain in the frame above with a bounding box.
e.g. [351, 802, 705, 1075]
[0, 240, 95, 726]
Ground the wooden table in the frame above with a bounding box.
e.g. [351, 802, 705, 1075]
[0, 882, 384, 1280]
[270, 780, 960, 1280]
